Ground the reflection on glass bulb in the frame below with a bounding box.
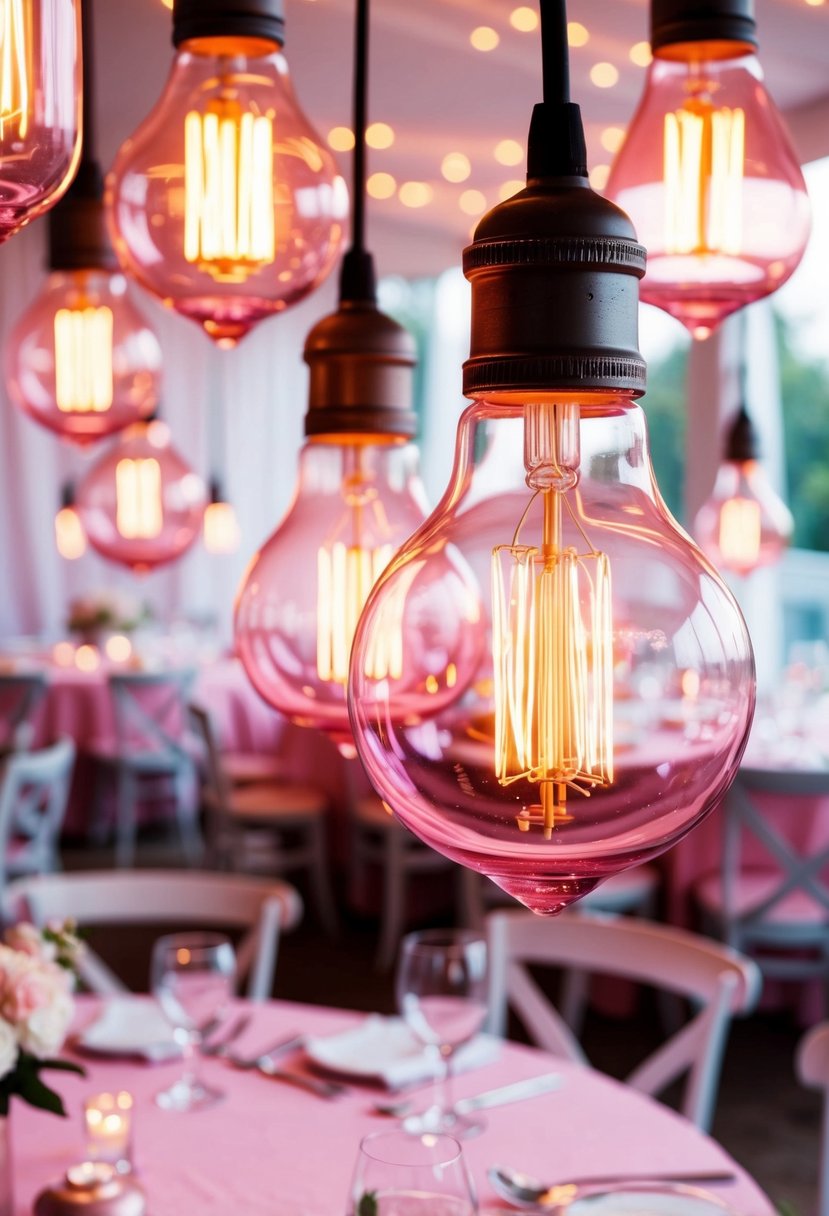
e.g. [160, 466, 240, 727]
[76, 419, 206, 572]
[0, 0, 81, 241]
[349, 399, 755, 915]
[235, 440, 482, 754]
[5, 271, 161, 446]
[605, 51, 810, 338]
[107, 34, 346, 345]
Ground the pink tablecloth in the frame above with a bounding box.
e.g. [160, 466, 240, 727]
[15, 999, 772, 1216]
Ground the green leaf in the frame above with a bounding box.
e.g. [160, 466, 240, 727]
[357, 1192, 378, 1216]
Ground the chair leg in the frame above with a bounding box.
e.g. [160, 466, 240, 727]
[174, 768, 204, 868]
[376, 828, 406, 971]
[114, 769, 138, 868]
[88, 764, 111, 847]
[307, 818, 338, 936]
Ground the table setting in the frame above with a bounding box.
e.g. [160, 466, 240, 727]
[7, 924, 774, 1216]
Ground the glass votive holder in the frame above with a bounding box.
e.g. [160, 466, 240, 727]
[83, 1092, 134, 1174]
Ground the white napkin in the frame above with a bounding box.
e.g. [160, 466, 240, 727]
[304, 1015, 500, 1089]
[77, 995, 181, 1062]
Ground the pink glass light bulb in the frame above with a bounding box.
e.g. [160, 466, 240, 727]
[106, 15, 347, 346]
[694, 407, 793, 576]
[348, 398, 755, 915]
[0, 0, 82, 242]
[235, 438, 484, 756]
[75, 418, 206, 573]
[605, 49, 810, 339]
[6, 270, 162, 446]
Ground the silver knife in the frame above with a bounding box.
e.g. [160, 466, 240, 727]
[454, 1072, 563, 1115]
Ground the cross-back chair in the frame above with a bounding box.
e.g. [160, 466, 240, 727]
[0, 737, 75, 885]
[0, 673, 47, 755]
[695, 766, 829, 985]
[90, 670, 200, 867]
[4, 870, 303, 1001]
[486, 908, 761, 1132]
[188, 704, 337, 934]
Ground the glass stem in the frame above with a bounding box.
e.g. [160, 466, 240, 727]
[437, 1046, 454, 1116]
[181, 1031, 201, 1089]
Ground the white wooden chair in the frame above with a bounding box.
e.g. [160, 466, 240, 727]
[694, 767, 829, 987]
[189, 705, 337, 934]
[486, 908, 762, 1132]
[350, 793, 459, 970]
[461, 864, 660, 1032]
[797, 1021, 829, 1216]
[3, 870, 302, 1002]
[89, 670, 201, 868]
[0, 738, 75, 885]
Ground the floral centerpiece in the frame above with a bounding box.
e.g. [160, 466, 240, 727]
[0, 920, 84, 1117]
[66, 590, 150, 645]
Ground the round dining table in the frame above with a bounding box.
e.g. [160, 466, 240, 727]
[15, 998, 773, 1216]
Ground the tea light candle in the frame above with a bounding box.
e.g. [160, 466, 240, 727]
[83, 1092, 134, 1172]
[34, 1162, 146, 1216]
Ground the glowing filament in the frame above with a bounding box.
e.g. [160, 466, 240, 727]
[115, 458, 163, 539]
[492, 495, 613, 838]
[718, 496, 761, 568]
[184, 107, 275, 280]
[317, 542, 396, 684]
[54, 506, 86, 560]
[663, 104, 745, 255]
[0, 0, 31, 139]
[203, 500, 240, 554]
[54, 307, 114, 413]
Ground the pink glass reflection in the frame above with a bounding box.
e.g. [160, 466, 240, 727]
[605, 53, 810, 339]
[6, 270, 161, 446]
[349, 400, 756, 915]
[76, 419, 206, 572]
[0, 0, 82, 241]
[694, 458, 793, 577]
[107, 37, 346, 346]
[235, 440, 485, 756]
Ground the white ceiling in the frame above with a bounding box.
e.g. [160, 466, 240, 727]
[95, 0, 829, 279]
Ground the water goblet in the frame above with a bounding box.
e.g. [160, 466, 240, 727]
[348, 1129, 477, 1216]
[150, 931, 236, 1112]
[395, 929, 488, 1138]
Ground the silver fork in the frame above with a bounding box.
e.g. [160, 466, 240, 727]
[228, 1031, 306, 1069]
[254, 1057, 347, 1099]
[201, 1012, 254, 1058]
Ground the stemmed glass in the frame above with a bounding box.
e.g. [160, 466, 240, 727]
[395, 929, 488, 1138]
[348, 1129, 477, 1216]
[150, 931, 236, 1112]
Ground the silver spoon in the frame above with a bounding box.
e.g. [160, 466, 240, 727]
[489, 1165, 738, 1209]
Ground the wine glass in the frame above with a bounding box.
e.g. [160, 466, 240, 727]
[348, 1130, 477, 1216]
[150, 931, 236, 1112]
[395, 929, 488, 1138]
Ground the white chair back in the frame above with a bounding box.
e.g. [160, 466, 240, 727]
[4, 870, 302, 1001]
[486, 908, 761, 1132]
[110, 671, 196, 763]
[797, 1021, 829, 1216]
[0, 737, 75, 883]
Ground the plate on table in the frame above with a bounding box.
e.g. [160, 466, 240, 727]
[304, 1014, 499, 1089]
[75, 996, 181, 1062]
[541, 1182, 738, 1216]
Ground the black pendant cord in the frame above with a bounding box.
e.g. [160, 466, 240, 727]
[527, 0, 587, 180]
[80, 0, 95, 168]
[339, 0, 376, 304]
[540, 0, 569, 105]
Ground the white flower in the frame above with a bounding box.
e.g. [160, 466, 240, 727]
[17, 989, 73, 1059]
[0, 1020, 17, 1080]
